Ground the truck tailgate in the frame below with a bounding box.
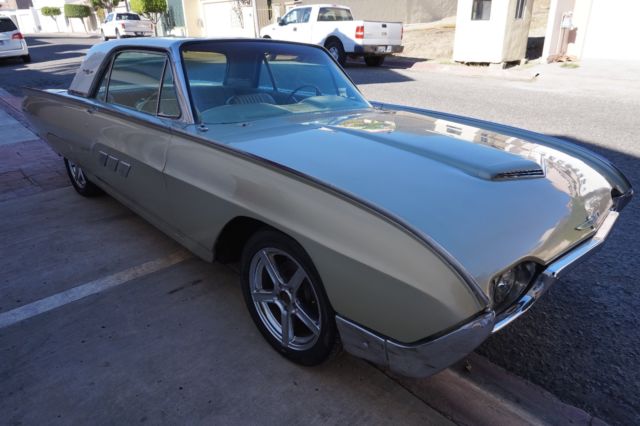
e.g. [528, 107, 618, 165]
[122, 20, 153, 32]
[362, 21, 402, 46]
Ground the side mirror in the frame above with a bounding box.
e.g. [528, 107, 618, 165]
[278, 18, 284, 26]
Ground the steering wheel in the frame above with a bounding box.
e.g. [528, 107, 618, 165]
[286, 85, 323, 103]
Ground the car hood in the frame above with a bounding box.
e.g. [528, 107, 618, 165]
[203, 108, 615, 293]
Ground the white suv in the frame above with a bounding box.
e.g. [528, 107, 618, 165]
[0, 16, 30, 63]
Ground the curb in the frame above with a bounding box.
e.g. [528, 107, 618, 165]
[0, 88, 35, 132]
[380, 353, 608, 426]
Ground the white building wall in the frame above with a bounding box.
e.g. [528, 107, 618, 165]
[581, 0, 640, 61]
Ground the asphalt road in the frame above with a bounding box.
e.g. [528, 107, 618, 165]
[1, 35, 638, 425]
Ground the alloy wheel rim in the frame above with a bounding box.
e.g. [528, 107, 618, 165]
[68, 160, 87, 188]
[249, 247, 321, 351]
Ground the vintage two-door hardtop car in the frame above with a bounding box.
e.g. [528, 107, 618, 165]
[23, 38, 632, 377]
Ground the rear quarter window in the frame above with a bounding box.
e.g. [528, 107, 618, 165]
[0, 18, 18, 32]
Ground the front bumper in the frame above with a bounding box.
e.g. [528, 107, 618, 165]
[353, 44, 404, 55]
[336, 208, 622, 378]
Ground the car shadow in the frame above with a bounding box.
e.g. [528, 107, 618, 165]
[345, 61, 416, 85]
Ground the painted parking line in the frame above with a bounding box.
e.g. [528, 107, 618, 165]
[0, 250, 192, 329]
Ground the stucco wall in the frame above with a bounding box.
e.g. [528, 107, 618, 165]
[581, 0, 640, 61]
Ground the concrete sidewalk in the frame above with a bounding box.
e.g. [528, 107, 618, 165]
[0, 89, 67, 202]
[0, 88, 609, 426]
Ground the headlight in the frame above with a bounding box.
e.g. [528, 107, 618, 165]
[492, 262, 538, 312]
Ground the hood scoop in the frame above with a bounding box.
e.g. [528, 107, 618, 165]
[493, 167, 545, 181]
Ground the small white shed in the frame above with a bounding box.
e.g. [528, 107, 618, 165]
[453, 0, 534, 64]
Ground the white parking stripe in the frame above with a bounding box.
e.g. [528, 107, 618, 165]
[0, 250, 192, 329]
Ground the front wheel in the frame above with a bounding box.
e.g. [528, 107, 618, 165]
[241, 229, 339, 366]
[64, 158, 102, 197]
[364, 55, 385, 67]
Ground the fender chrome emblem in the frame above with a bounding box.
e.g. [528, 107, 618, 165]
[575, 211, 601, 231]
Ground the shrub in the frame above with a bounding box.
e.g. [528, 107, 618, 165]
[64, 4, 91, 32]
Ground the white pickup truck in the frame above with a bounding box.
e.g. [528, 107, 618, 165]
[260, 4, 403, 67]
[100, 12, 153, 40]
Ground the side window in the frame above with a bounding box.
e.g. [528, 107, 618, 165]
[107, 51, 165, 114]
[514, 0, 526, 19]
[471, 0, 492, 20]
[95, 65, 110, 102]
[300, 8, 311, 23]
[283, 8, 310, 24]
[158, 64, 180, 118]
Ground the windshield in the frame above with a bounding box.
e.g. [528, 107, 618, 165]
[181, 40, 370, 125]
[116, 13, 140, 20]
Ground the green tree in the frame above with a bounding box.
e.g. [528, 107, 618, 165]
[130, 0, 166, 35]
[90, 0, 120, 13]
[41, 6, 62, 32]
[64, 4, 92, 32]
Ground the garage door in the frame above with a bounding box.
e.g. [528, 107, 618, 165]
[202, 1, 253, 38]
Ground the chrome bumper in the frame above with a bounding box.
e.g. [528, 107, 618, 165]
[336, 312, 494, 378]
[336, 209, 622, 378]
[493, 210, 619, 332]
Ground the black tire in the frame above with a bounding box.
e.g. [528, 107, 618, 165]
[262, 35, 271, 39]
[241, 229, 339, 366]
[22, 54, 31, 63]
[64, 158, 102, 197]
[364, 55, 385, 67]
[324, 38, 346, 66]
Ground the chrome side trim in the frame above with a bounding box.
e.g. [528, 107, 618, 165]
[336, 312, 495, 379]
[492, 210, 619, 333]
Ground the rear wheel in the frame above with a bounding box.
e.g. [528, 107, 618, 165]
[21, 54, 31, 63]
[325, 39, 346, 66]
[241, 229, 339, 366]
[364, 55, 385, 67]
[64, 158, 102, 197]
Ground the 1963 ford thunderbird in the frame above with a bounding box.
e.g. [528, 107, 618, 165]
[23, 38, 632, 377]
